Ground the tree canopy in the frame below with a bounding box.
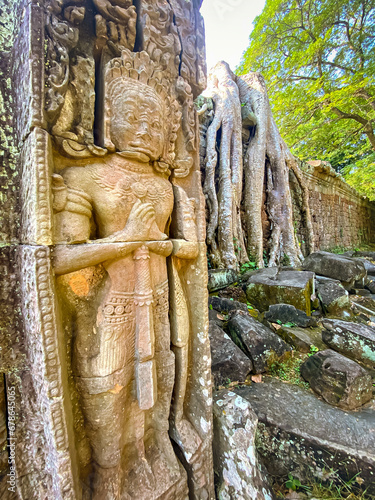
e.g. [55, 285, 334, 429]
[237, 0, 375, 199]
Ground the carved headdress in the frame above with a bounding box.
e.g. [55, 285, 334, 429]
[103, 49, 181, 173]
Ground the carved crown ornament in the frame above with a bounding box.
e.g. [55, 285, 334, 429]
[43, 1, 197, 178]
[103, 49, 181, 175]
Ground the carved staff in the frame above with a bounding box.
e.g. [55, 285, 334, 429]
[133, 245, 157, 410]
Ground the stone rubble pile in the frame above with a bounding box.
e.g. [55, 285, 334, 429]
[208, 250, 375, 498]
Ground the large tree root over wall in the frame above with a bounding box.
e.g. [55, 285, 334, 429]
[198, 62, 314, 270]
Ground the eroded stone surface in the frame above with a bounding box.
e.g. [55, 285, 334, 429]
[300, 349, 372, 410]
[302, 251, 367, 289]
[228, 311, 292, 373]
[277, 326, 325, 352]
[209, 296, 248, 314]
[316, 279, 350, 316]
[323, 319, 375, 368]
[209, 323, 252, 387]
[213, 390, 274, 500]
[235, 379, 375, 495]
[246, 268, 315, 314]
[208, 269, 238, 292]
[264, 303, 316, 327]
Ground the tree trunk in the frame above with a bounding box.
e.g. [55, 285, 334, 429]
[199, 63, 313, 269]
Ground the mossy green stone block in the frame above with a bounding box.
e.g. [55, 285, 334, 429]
[246, 269, 315, 314]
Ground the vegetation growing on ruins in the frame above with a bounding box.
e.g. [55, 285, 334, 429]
[238, 0, 375, 199]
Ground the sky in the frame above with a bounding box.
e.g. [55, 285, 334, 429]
[200, 0, 266, 72]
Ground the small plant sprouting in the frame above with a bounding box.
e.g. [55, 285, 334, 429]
[308, 345, 319, 357]
[285, 474, 310, 492]
[240, 261, 257, 274]
[276, 320, 296, 328]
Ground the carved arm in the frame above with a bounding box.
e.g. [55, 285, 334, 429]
[53, 241, 143, 275]
[171, 240, 199, 260]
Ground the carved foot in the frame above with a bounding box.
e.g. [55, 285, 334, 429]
[92, 463, 121, 500]
[170, 418, 202, 461]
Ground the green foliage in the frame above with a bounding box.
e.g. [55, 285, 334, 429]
[276, 320, 297, 327]
[240, 261, 257, 274]
[269, 353, 310, 389]
[276, 470, 368, 498]
[342, 152, 375, 199]
[285, 473, 310, 491]
[281, 254, 291, 266]
[237, 0, 375, 198]
[309, 344, 320, 355]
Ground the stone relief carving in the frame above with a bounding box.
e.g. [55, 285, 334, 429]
[45, 0, 105, 158]
[94, 0, 137, 55]
[139, 0, 180, 77]
[51, 49, 212, 498]
[0, 0, 212, 496]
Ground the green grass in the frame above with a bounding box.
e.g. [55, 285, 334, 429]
[274, 470, 373, 499]
[328, 244, 375, 255]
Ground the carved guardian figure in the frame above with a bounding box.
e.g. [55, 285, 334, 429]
[52, 50, 205, 499]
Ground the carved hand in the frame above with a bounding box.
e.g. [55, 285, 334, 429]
[112, 199, 156, 242]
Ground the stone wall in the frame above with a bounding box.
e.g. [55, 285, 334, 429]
[290, 160, 375, 255]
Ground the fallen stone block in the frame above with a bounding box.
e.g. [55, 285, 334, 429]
[351, 296, 375, 316]
[358, 258, 375, 275]
[235, 379, 375, 496]
[246, 268, 315, 314]
[208, 308, 225, 328]
[354, 251, 375, 261]
[208, 269, 238, 292]
[350, 288, 372, 297]
[300, 349, 372, 410]
[213, 390, 274, 500]
[209, 323, 252, 387]
[366, 278, 375, 294]
[264, 303, 316, 327]
[227, 311, 291, 373]
[302, 251, 366, 289]
[209, 296, 248, 314]
[316, 279, 350, 316]
[218, 285, 248, 303]
[322, 319, 375, 368]
[277, 326, 326, 352]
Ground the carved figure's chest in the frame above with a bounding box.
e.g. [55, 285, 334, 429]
[87, 166, 174, 234]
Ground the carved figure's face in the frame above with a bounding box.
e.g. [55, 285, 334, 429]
[110, 81, 165, 161]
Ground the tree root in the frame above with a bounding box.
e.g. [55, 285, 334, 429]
[199, 63, 314, 269]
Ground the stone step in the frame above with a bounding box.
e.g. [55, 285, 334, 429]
[235, 379, 375, 495]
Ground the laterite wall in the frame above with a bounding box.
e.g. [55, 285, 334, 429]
[290, 160, 375, 254]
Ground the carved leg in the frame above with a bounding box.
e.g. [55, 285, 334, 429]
[152, 351, 180, 477]
[168, 258, 202, 456]
[122, 404, 155, 499]
[80, 388, 125, 500]
[152, 281, 180, 477]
